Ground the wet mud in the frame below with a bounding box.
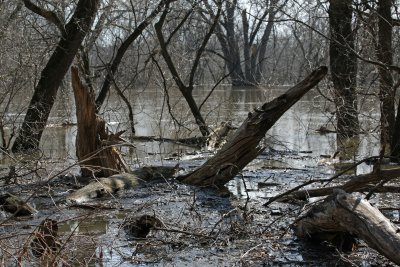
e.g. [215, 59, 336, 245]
[0, 148, 395, 266]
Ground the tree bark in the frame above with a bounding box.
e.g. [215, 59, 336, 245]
[377, 0, 394, 155]
[295, 190, 400, 265]
[178, 66, 327, 187]
[12, 0, 99, 152]
[71, 67, 129, 177]
[329, 0, 359, 140]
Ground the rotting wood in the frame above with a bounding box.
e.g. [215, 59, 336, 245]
[178, 66, 328, 187]
[71, 66, 129, 177]
[207, 121, 236, 150]
[66, 165, 180, 203]
[295, 190, 400, 265]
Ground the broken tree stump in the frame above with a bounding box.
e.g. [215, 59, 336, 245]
[178, 66, 328, 187]
[295, 190, 400, 265]
[71, 66, 129, 177]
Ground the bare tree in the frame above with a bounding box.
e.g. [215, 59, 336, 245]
[328, 0, 359, 141]
[154, 1, 222, 136]
[376, 0, 395, 156]
[205, 0, 283, 86]
[12, 0, 100, 152]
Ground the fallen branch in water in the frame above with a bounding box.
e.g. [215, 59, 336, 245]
[264, 156, 400, 203]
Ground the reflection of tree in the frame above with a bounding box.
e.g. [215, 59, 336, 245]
[59, 218, 108, 265]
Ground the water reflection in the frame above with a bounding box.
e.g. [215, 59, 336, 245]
[4, 85, 381, 174]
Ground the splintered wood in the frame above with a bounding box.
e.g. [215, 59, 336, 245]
[71, 66, 129, 177]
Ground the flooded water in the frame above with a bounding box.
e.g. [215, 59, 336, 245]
[7, 85, 381, 169]
[0, 84, 393, 266]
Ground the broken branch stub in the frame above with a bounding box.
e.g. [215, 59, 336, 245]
[178, 66, 328, 187]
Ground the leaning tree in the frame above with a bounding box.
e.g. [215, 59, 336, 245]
[12, 0, 100, 152]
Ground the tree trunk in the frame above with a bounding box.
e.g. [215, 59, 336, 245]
[295, 190, 400, 265]
[377, 0, 394, 155]
[254, 0, 277, 84]
[71, 67, 129, 177]
[178, 66, 327, 187]
[391, 98, 400, 160]
[329, 0, 359, 140]
[12, 0, 99, 152]
[95, 0, 172, 111]
[154, 2, 220, 137]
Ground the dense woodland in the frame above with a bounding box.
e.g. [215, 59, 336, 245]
[1, 0, 400, 266]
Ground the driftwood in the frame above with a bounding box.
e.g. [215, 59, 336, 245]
[71, 66, 129, 177]
[131, 135, 207, 148]
[295, 190, 400, 265]
[66, 165, 180, 203]
[276, 167, 400, 201]
[178, 66, 328, 187]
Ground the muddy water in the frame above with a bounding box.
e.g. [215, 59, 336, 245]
[0, 85, 392, 266]
[6, 85, 380, 168]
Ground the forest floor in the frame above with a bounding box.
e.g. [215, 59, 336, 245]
[0, 147, 396, 266]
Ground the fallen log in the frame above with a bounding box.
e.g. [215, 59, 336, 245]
[66, 165, 180, 203]
[178, 66, 328, 187]
[131, 135, 207, 148]
[295, 190, 400, 265]
[275, 167, 400, 201]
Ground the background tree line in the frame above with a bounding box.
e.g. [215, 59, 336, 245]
[0, 0, 399, 160]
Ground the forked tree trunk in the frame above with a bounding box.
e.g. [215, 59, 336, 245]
[71, 67, 129, 177]
[178, 66, 328, 187]
[295, 190, 400, 265]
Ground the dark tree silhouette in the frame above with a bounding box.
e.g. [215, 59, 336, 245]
[12, 0, 100, 152]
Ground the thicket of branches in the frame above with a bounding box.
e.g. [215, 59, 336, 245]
[0, 0, 397, 153]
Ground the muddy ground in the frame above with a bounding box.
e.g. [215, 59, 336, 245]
[0, 147, 397, 266]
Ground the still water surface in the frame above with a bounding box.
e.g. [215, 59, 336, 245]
[26, 85, 381, 174]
